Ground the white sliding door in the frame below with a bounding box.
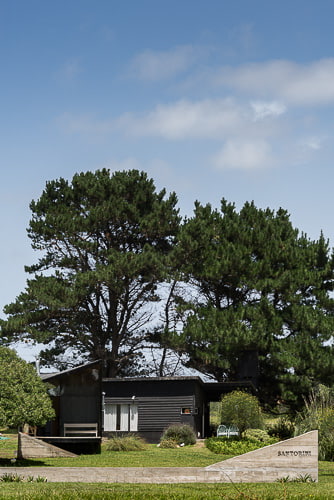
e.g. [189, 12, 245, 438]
[104, 403, 138, 432]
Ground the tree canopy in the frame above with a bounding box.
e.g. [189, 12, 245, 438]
[169, 200, 334, 408]
[0, 347, 54, 428]
[1, 169, 180, 376]
[1, 170, 334, 409]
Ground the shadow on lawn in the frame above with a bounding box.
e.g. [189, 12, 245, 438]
[0, 458, 50, 467]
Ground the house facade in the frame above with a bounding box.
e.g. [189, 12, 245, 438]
[102, 376, 254, 442]
[39, 358, 257, 449]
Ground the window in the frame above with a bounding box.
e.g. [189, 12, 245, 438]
[181, 407, 192, 414]
[104, 404, 138, 432]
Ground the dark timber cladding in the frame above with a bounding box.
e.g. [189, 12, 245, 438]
[39, 360, 102, 454]
[102, 376, 255, 442]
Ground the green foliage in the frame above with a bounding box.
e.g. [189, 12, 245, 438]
[205, 436, 278, 454]
[0, 473, 24, 482]
[27, 476, 48, 483]
[295, 384, 334, 460]
[158, 438, 179, 448]
[267, 416, 295, 439]
[220, 391, 263, 435]
[276, 473, 316, 483]
[170, 199, 334, 408]
[0, 347, 54, 428]
[0, 473, 47, 483]
[243, 428, 272, 442]
[161, 424, 196, 445]
[105, 434, 148, 452]
[1, 169, 180, 376]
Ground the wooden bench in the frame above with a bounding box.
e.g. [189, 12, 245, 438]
[63, 423, 98, 437]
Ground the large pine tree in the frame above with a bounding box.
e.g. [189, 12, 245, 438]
[1, 169, 180, 376]
[170, 199, 334, 407]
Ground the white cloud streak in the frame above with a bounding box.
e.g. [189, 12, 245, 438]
[121, 98, 247, 139]
[215, 59, 334, 106]
[251, 100, 287, 121]
[213, 140, 273, 170]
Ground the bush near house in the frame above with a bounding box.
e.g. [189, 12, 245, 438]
[105, 434, 148, 452]
[161, 424, 196, 446]
[267, 416, 295, 440]
[243, 428, 272, 443]
[159, 438, 179, 449]
[220, 391, 264, 436]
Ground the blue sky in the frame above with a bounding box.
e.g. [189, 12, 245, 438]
[2, 0, 334, 359]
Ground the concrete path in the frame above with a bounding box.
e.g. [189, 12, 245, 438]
[0, 466, 229, 483]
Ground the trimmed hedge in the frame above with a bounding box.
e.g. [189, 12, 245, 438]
[205, 436, 278, 455]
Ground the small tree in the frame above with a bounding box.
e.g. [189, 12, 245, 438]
[220, 390, 263, 437]
[0, 347, 55, 428]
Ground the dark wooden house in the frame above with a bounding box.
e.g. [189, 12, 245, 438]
[102, 376, 254, 442]
[39, 352, 257, 449]
[39, 360, 102, 454]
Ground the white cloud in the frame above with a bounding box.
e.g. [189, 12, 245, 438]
[59, 98, 283, 144]
[120, 98, 247, 139]
[251, 100, 287, 121]
[216, 59, 334, 106]
[213, 140, 273, 170]
[302, 136, 325, 151]
[129, 45, 205, 81]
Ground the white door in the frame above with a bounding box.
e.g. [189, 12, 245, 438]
[104, 404, 117, 431]
[129, 404, 138, 431]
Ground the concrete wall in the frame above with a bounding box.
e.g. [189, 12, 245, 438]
[206, 430, 318, 482]
[17, 433, 77, 459]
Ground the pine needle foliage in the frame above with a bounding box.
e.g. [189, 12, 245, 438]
[1, 170, 180, 376]
[171, 199, 334, 408]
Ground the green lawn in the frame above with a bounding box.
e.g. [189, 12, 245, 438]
[1, 432, 333, 499]
[0, 478, 334, 499]
[0, 432, 232, 467]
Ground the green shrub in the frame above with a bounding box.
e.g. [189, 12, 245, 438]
[205, 436, 278, 455]
[267, 417, 294, 440]
[0, 473, 24, 482]
[294, 385, 334, 461]
[27, 476, 47, 483]
[220, 391, 264, 436]
[159, 438, 179, 449]
[161, 424, 196, 446]
[243, 428, 272, 443]
[0, 473, 47, 483]
[106, 434, 148, 452]
[317, 408, 334, 461]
